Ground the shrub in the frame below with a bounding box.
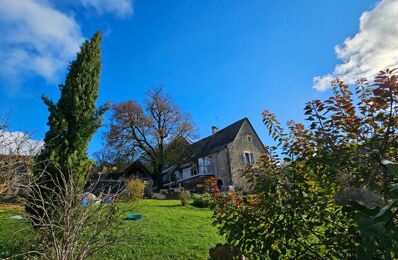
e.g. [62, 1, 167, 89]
[213, 69, 398, 258]
[349, 160, 398, 258]
[127, 178, 146, 201]
[209, 243, 244, 260]
[192, 193, 214, 208]
[23, 167, 127, 260]
[180, 189, 190, 206]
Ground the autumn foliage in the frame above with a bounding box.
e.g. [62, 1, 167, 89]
[212, 69, 398, 258]
[106, 87, 196, 189]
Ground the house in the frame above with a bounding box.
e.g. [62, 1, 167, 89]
[162, 117, 264, 193]
[90, 161, 153, 196]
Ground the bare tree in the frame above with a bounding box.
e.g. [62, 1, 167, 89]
[93, 133, 137, 172]
[0, 115, 42, 200]
[21, 164, 132, 260]
[106, 87, 196, 188]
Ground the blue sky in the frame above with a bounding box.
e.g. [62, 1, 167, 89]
[2, 0, 397, 156]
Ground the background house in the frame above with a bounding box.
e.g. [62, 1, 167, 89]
[90, 160, 153, 196]
[162, 117, 264, 193]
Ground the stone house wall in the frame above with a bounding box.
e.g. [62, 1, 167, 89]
[208, 148, 232, 187]
[228, 120, 264, 192]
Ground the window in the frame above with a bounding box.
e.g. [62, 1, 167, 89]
[243, 152, 254, 165]
[182, 167, 191, 179]
[198, 157, 213, 173]
[170, 171, 179, 182]
[163, 175, 169, 183]
[174, 171, 181, 181]
[247, 135, 252, 142]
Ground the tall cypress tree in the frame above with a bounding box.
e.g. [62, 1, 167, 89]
[36, 32, 107, 187]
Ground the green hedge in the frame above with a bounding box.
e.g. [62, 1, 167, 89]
[191, 193, 214, 208]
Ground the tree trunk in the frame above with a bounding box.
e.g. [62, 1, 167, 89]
[152, 173, 164, 191]
[151, 159, 164, 190]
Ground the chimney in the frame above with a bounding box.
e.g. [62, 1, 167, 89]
[212, 126, 219, 135]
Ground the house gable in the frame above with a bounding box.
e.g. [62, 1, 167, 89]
[227, 119, 264, 191]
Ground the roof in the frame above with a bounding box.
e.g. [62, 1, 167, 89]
[105, 160, 152, 180]
[124, 161, 151, 176]
[188, 117, 247, 157]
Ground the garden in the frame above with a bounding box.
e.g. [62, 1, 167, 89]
[0, 199, 224, 259]
[1, 29, 398, 259]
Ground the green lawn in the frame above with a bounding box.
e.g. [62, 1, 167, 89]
[0, 200, 224, 259]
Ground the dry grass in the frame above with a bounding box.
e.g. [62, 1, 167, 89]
[0, 203, 23, 212]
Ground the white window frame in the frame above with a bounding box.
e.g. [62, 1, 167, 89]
[242, 151, 254, 165]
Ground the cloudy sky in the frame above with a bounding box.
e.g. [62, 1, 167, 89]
[0, 0, 395, 154]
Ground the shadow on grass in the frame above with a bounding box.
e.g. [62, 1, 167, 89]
[155, 204, 183, 208]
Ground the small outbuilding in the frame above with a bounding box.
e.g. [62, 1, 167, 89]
[90, 161, 153, 197]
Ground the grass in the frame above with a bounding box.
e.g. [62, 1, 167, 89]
[0, 200, 224, 259]
[0, 204, 35, 259]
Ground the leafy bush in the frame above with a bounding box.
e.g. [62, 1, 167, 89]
[349, 160, 398, 258]
[127, 178, 146, 201]
[180, 189, 190, 206]
[213, 69, 398, 258]
[192, 193, 214, 208]
[209, 243, 243, 260]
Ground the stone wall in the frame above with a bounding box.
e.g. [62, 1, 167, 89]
[208, 148, 232, 186]
[228, 120, 263, 192]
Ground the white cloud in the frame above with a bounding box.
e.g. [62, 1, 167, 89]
[313, 0, 398, 91]
[80, 0, 133, 18]
[0, 0, 84, 86]
[0, 131, 43, 156]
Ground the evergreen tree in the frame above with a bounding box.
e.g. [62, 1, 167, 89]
[36, 32, 107, 186]
[26, 32, 107, 225]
